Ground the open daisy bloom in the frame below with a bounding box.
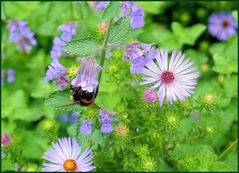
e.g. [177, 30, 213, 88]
[140, 48, 199, 106]
[42, 137, 96, 172]
[208, 11, 237, 41]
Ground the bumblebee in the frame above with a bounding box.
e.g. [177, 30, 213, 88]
[70, 85, 99, 106]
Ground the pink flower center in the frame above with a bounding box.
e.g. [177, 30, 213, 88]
[161, 71, 174, 84]
[118, 127, 125, 135]
[63, 159, 77, 172]
[221, 20, 229, 28]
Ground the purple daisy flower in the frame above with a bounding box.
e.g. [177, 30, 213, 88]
[88, 1, 109, 11]
[144, 90, 157, 103]
[208, 11, 237, 41]
[71, 57, 101, 93]
[7, 69, 15, 83]
[42, 137, 96, 172]
[140, 48, 199, 106]
[80, 121, 93, 135]
[101, 119, 114, 134]
[7, 20, 37, 51]
[121, 2, 144, 29]
[44, 59, 69, 90]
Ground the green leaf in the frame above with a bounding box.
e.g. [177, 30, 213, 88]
[232, 10, 238, 23]
[185, 49, 209, 73]
[172, 22, 206, 46]
[30, 81, 53, 98]
[45, 89, 82, 112]
[63, 37, 99, 56]
[222, 75, 237, 98]
[108, 17, 131, 45]
[102, 2, 120, 21]
[209, 36, 238, 74]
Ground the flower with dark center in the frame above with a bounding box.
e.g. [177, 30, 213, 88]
[140, 48, 199, 106]
[208, 11, 237, 41]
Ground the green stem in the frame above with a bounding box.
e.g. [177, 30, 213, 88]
[97, 18, 114, 85]
[218, 139, 238, 160]
[75, 113, 81, 144]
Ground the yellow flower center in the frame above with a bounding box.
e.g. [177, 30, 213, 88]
[63, 159, 77, 172]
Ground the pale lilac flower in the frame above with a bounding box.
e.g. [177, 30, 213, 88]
[98, 108, 116, 122]
[50, 22, 77, 60]
[80, 121, 93, 135]
[42, 137, 95, 172]
[71, 112, 78, 124]
[44, 59, 69, 90]
[121, 2, 144, 29]
[124, 42, 156, 74]
[59, 113, 68, 122]
[89, 1, 109, 11]
[7, 69, 15, 83]
[7, 20, 37, 51]
[144, 90, 157, 103]
[1, 133, 11, 146]
[208, 11, 237, 41]
[140, 48, 199, 106]
[71, 57, 101, 93]
[101, 119, 114, 134]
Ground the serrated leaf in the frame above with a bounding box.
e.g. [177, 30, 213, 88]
[102, 2, 120, 21]
[63, 37, 99, 56]
[108, 17, 131, 45]
[45, 89, 82, 111]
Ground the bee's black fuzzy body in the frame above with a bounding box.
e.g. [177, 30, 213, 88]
[70, 85, 98, 106]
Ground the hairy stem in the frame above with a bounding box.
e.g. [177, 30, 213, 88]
[218, 139, 238, 161]
[75, 111, 82, 145]
[97, 18, 114, 84]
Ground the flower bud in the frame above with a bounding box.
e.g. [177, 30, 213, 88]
[201, 93, 216, 108]
[217, 74, 225, 83]
[200, 64, 210, 73]
[141, 157, 156, 172]
[115, 124, 129, 139]
[1, 133, 11, 147]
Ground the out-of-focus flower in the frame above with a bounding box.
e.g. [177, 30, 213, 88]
[208, 11, 237, 41]
[71, 57, 101, 93]
[123, 42, 157, 74]
[98, 108, 116, 134]
[88, 1, 109, 11]
[80, 121, 93, 135]
[50, 22, 77, 60]
[7, 69, 15, 83]
[140, 48, 199, 106]
[144, 90, 157, 103]
[58, 113, 68, 122]
[7, 20, 37, 51]
[121, 2, 144, 29]
[44, 59, 69, 90]
[71, 112, 78, 124]
[1, 133, 11, 147]
[98, 108, 116, 122]
[42, 137, 95, 172]
[101, 119, 114, 134]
